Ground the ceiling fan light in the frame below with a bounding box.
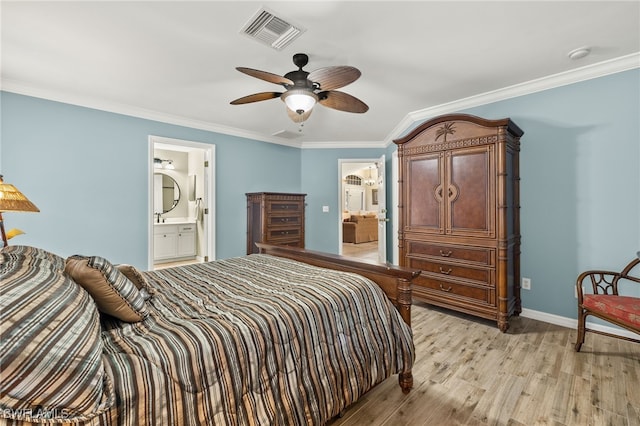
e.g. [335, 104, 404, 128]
[282, 90, 317, 114]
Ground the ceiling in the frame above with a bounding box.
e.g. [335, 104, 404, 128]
[2, 1, 639, 147]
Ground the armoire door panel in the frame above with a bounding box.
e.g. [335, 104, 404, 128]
[447, 146, 494, 237]
[406, 154, 443, 232]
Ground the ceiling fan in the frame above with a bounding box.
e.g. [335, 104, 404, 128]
[230, 53, 369, 123]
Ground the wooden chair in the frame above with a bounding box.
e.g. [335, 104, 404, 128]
[575, 253, 640, 351]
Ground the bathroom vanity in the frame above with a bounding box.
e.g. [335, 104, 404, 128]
[154, 220, 196, 263]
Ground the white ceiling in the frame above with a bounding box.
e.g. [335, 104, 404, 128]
[2, 1, 639, 147]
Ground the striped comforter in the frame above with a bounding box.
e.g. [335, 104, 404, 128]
[99, 254, 414, 425]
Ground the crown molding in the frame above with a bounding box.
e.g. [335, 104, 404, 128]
[2, 52, 638, 150]
[0, 78, 303, 148]
[300, 139, 388, 149]
[383, 52, 640, 146]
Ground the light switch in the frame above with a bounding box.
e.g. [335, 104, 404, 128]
[322, 205, 329, 213]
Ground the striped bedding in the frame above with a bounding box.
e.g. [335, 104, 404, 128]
[1, 248, 414, 425]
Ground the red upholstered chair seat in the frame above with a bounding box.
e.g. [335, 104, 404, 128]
[582, 295, 640, 329]
[575, 255, 640, 352]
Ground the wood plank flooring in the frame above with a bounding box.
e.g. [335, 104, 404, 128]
[342, 241, 378, 262]
[329, 303, 640, 426]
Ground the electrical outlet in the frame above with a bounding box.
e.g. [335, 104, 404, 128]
[522, 277, 531, 290]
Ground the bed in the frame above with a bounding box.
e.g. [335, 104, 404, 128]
[0, 243, 418, 425]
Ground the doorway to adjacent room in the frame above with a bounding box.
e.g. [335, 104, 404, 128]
[338, 155, 387, 263]
[148, 135, 215, 270]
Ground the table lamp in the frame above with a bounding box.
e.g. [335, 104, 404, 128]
[0, 175, 40, 247]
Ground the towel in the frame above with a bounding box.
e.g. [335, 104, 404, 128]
[195, 199, 204, 223]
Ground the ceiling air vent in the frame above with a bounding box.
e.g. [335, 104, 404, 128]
[240, 7, 305, 50]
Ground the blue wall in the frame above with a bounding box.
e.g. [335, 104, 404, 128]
[1, 68, 638, 322]
[396, 69, 639, 319]
[0, 92, 301, 266]
[300, 147, 385, 253]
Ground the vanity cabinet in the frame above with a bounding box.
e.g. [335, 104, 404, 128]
[154, 223, 196, 262]
[394, 114, 523, 332]
[246, 192, 306, 254]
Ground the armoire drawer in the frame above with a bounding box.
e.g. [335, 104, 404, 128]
[414, 275, 494, 305]
[407, 241, 494, 266]
[407, 256, 492, 285]
[268, 215, 302, 226]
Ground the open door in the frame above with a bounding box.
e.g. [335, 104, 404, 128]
[375, 155, 387, 263]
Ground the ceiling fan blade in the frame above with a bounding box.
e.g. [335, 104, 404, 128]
[318, 91, 369, 113]
[230, 92, 282, 105]
[287, 107, 313, 123]
[308, 66, 361, 91]
[236, 67, 294, 86]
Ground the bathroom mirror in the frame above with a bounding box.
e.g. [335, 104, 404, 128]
[154, 173, 180, 213]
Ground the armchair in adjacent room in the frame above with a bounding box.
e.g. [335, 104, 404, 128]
[342, 214, 378, 244]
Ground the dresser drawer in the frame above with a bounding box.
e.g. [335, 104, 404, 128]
[268, 201, 303, 213]
[407, 256, 492, 285]
[407, 241, 494, 266]
[267, 227, 301, 240]
[268, 215, 302, 227]
[414, 274, 494, 305]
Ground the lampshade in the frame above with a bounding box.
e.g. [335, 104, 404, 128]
[282, 90, 318, 115]
[0, 175, 39, 248]
[0, 176, 40, 213]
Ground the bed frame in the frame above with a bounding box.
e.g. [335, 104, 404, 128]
[256, 243, 420, 393]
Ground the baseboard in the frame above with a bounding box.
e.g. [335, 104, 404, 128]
[520, 308, 638, 340]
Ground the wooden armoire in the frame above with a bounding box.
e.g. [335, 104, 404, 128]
[394, 114, 523, 332]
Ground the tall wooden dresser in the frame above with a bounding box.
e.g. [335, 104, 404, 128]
[246, 192, 306, 254]
[394, 114, 524, 332]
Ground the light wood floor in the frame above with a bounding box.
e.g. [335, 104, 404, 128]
[342, 241, 378, 262]
[329, 302, 640, 426]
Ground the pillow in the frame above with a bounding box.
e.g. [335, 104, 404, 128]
[1, 247, 113, 422]
[116, 264, 153, 300]
[66, 255, 149, 322]
[1, 244, 66, 272]
[116, 264, 147, 289]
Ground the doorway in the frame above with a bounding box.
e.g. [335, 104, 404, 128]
[338, 156, 386, 263]
[148, 135, 215, 270]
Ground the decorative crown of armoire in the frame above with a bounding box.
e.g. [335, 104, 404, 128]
[394, 114, 523, 332]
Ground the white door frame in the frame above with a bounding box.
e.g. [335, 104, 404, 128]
[148, 135, 215, 269]
[338, 158, 387, 261]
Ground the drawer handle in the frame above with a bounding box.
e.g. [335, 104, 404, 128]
[439, 267, 452, 275]
[439, 250, 452, 257]
[439, 284, 452, 292]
